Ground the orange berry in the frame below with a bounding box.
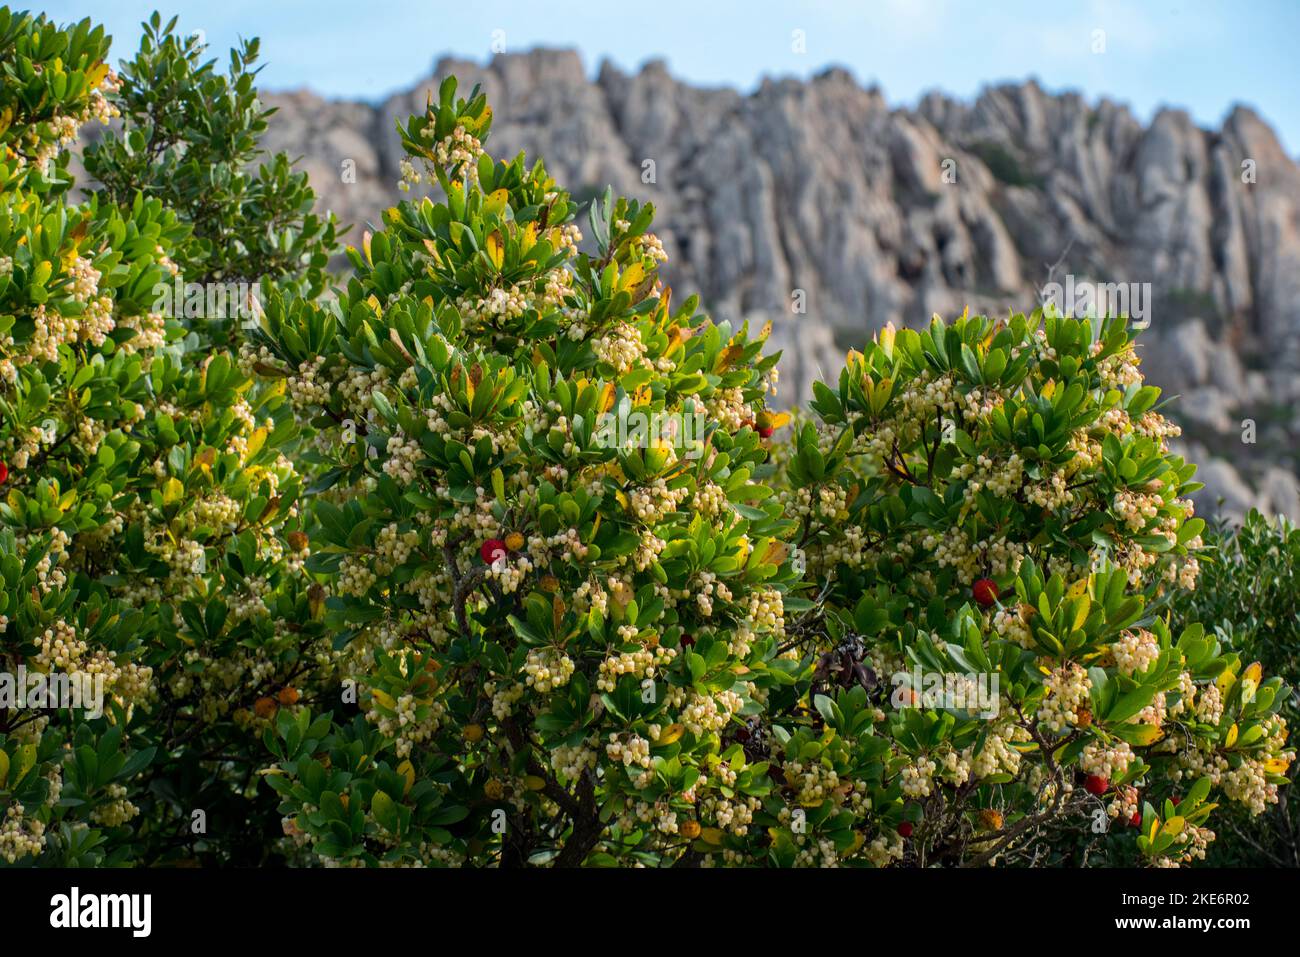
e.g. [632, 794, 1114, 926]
[254, 696, 278, 719]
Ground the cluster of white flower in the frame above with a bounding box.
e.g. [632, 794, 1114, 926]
[550, 742, 597, 781]
[1134, 411, 1182, 449]
[1113, 489, 1161, 533]
[959, 452, 1024, 500]
[991, 604, 1035, 649]
[573, 578, 609, 617]
[1080, 740, 1134, 780]
[596, 644, 676, 693]
[628, 477, 690, 523]
[339, 555, 378, 597]
[384, 432, 423, 483]
[1025, 469, 1072, 510]
[487, 551, 533, 594]
[489, 680, 525, 721]
[1223, 759, 1281, 816]
[900, 756, 938, 797]
[680, 688, 744, 737]
[744, 587, 784, 639]
[1107, 784, 1140, 822]
[606, 734, 652, 786]
[1194, 682, 1224, 725]
[704, 386, 752, 432]
[690, 569, 733, 617]
[592, 321, 648, 374]
[523, 648, 575, 693]
[117, 310, 166, 352]
[288, 354, 331, 408]
[431, 125, 484, 179]
[457, 284, 527, 326]
[0, 804, 45, 863]
[692, 481, 729, 516]
[1111, 628, 1161, 676]
[865, 830, 905, 868]
[366, 691, 444, 759]
[1096, 344, 1143, 391]
[374, 523, 420, 575]
[970, 724, 1031, 779]
[1037, 662, 1092, 733]
[920, 527, 982, 584]
[89, 783, 140, 827]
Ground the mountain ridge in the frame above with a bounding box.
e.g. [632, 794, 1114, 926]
[255, 49, 1300, 521]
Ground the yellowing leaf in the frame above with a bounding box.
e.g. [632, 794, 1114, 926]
[522, 775, 547, 791]
[1128, 724, 1164, 746]
[1225, 723, 1239, 748]
[1264, 757, 1291, 774]
[397, 759, 415, 796]
[1241, 661, 1262, 702]
[244, 426, 268, 461]
[655, 723, 685, 746]
[1163, 815, 1186, 836]
[717, 343, 745, 372]
[1215, 665, 1238, 695]
[370, 688, 396, 710]
[700, 827, 724, 845]
[759, 539, 789, 568]
[483, 188, 509, 216]
[485, 229, 504, 269]
[162, 477, 184, 506]
[617, 262, 646, 294]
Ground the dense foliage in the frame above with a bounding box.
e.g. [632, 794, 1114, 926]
[777, 313, 1294, 865]
[251, 76, 801, 866]
[1, 6, 336, 866]
[1169, 511, 1300, 865]
[1, 5, 1294, 869]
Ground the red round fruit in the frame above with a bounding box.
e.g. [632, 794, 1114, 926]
[680, 633, 696, 649]
[972, 578, 999, 608]
[0, 461, 8, 484]
[480, 538, 507, 563]
[1130, 812, 1142, 827]
[1084, 774, 1109, 796]
[757, 426, 774, 439]
[896, 821, 914, 838]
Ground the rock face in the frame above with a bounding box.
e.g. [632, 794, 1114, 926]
[257, 50, 1300, 520]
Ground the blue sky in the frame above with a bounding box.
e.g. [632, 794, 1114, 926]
[41, 0, 1300, 152]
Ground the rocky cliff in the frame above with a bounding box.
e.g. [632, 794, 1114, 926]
[256, 50, 1300, 521]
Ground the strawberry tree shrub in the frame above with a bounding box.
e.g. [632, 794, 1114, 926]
[77, 13, 343, 864]
[1, 7, 334, 865]
[251, 78, 800, 866]
[778, 311, 1293, 866]
[1166, 510, 1300, 865]
[0, 6, 172, 864]
[83, 12, 339, 332]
